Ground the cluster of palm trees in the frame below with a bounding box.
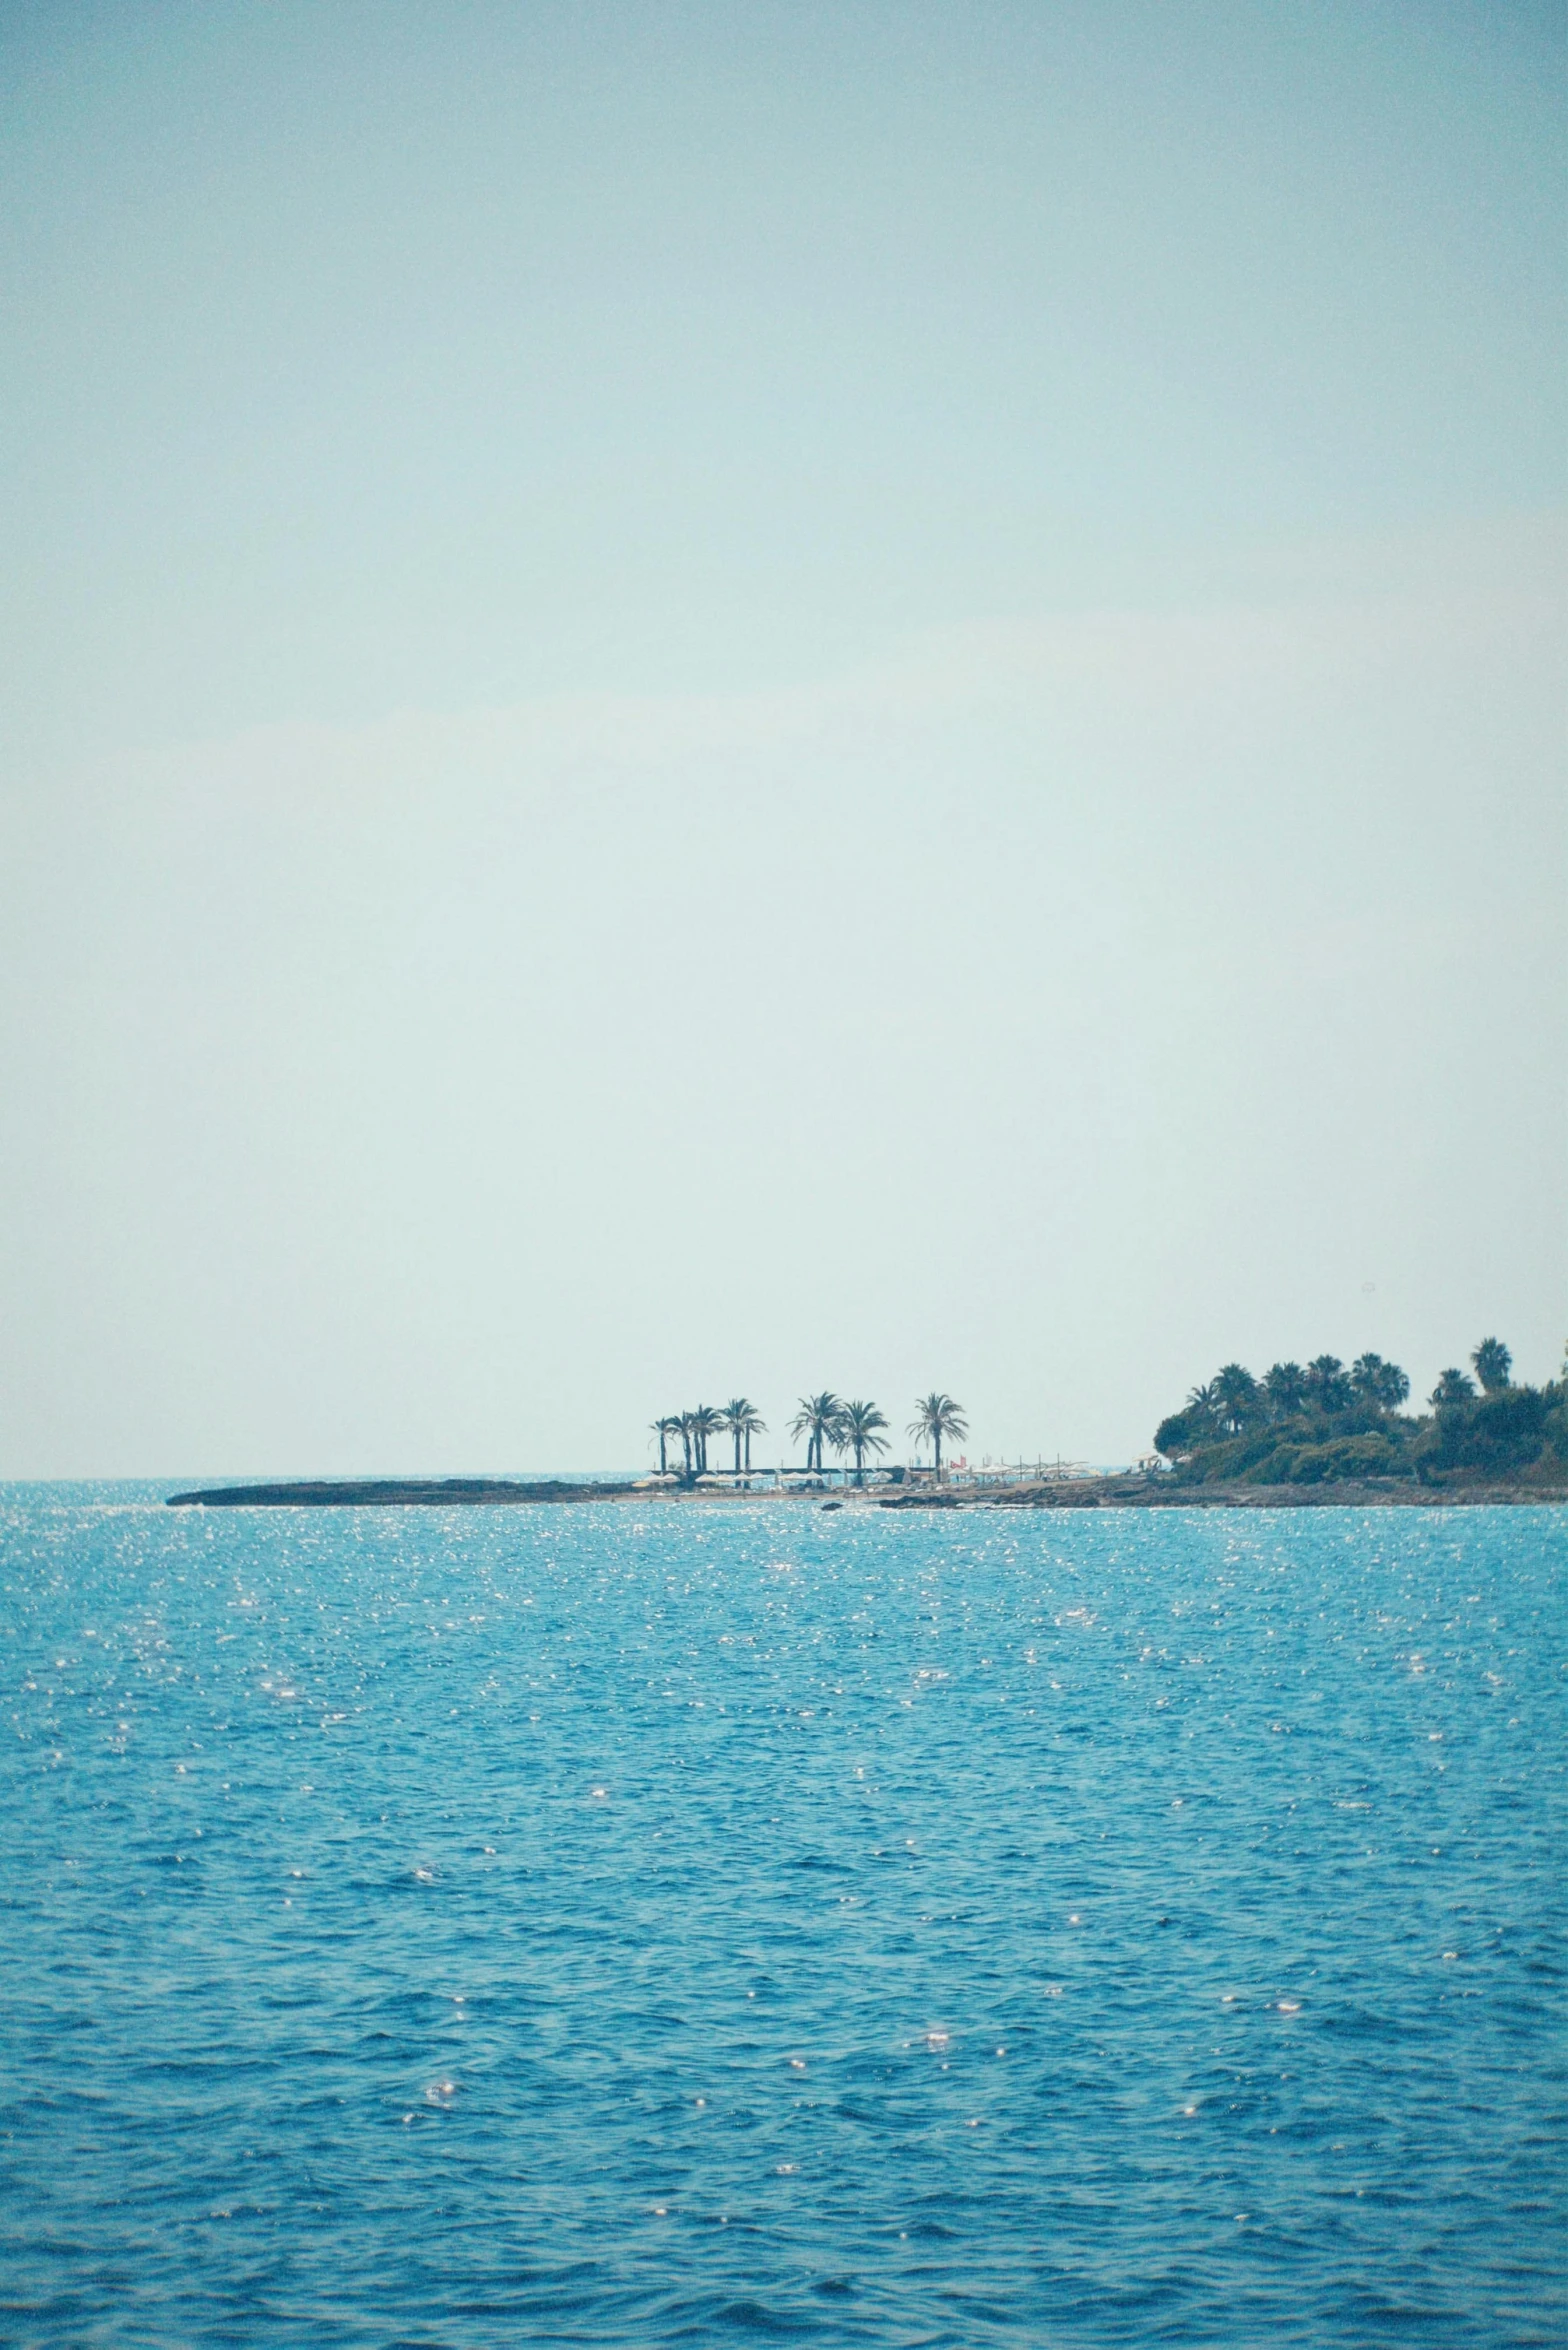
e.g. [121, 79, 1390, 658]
[790, 1394, 892, 1481]
[649, 1391, 968, 1484]
[1431, 1337, 1512, 1407]
[1185, 1353, 1411, 1437]
[1161, 1339, 1534, 1468]
[651, 1399, 766, 1479]
[1181, 1343, 1519, 1441]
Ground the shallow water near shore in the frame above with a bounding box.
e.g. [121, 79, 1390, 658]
[1, 1488, 1563, 2347]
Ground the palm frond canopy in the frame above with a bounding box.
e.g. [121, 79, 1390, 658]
[718, 1396, 767, 1471]
[840, 1400, 889, 1481]
[789, 1392, 844, 1470]
[650, 1414, 686, 1474]
[1263, 1363, 1306, 1414]
[1302, 1355, 1350, 1412]
[906, 1393, 967, 1443]
[907, 1391, 967, 1478]
[1350, 1353, 1410, 1410]
[789, 1392, 842, 1437]
[1212, 1363, 1259, 1432]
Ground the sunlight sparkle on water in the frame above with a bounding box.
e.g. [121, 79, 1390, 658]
[0, 1489, 1560, 2349]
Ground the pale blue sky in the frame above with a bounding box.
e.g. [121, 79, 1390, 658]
[1, 2, 1562, 1473]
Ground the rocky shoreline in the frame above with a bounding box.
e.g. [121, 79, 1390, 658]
[874, 1474, 1565, 1509]
[165, 1474, 1565, 1510]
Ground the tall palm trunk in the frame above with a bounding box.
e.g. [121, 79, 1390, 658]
[744, 1430, 752, 1471]
[733, 1427, 742, 1474]
[934, 1429, 943, 1480]
[658, 1428, 667, 1474]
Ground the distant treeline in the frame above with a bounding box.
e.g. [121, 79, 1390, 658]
[1154, 1340, 1567, 1487]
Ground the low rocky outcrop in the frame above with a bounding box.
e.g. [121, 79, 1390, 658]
[165, 1478, 633, 1507]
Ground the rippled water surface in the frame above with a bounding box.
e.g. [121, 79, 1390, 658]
[1, 1490, 1563, 2347]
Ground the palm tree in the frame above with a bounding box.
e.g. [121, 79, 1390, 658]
[1213, 1363, 1259, 1435]
[652, 1416, 683, 1475]
[1306, 1355, 1351, 1413]
[1430, 1367, 1476, 1410]
[1186, 1379, 1222, 1426]
[908, 1393, 967, 1480]
[1471, 1337, 1512, 1394]
[1352, 1353, 1410, 1411]
[789, 1392, 843, 1475]
[676, 1412, 696, 1479]
[689, 1403, 724, 1476]
[1263, 1362, 1307, 1417]
[839, 1399, 889, 1485]
[721, 1398, 766, 1474]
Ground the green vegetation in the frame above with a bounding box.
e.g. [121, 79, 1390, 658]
[1154, 1338, 1567, 1488]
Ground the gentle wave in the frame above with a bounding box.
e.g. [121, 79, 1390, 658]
[0, 1491, 1563, 2346]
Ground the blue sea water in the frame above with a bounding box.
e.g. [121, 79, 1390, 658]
[1, 1490, 1563, 2349]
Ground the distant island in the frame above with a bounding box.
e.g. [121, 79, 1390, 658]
[166, 1343, 1566, 1510]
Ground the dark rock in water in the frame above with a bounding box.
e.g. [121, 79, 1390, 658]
[820, 1499, 844, 1511]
